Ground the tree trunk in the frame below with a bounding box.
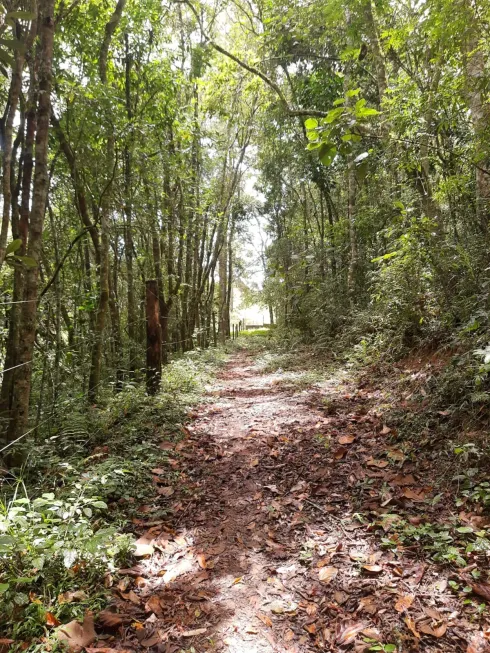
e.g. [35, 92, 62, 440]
[146, 279, 161, 395]
[6, 0, 55, 449]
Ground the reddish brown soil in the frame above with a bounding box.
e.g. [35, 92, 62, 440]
[96, 351, 490, 653]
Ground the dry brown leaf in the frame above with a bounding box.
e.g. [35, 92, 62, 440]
[133, 535, 154, 557]
[145, 595, 163, 616]
[401, 488, 427, 502]
[284, 629, 295, 642]
[0, 639, 13, 653]
[357, 595, 377, 615]
[305, 623, 317, 634]
[197, 553, 207, 569]
[46, 612, 61, 627]
[390, 473, 416, 486]
[339, 434, 355, 444]
[395, 594, 414, 612]
[56, 613, 96, 652]
[57, 590, 88, 605]
[365, 457, 389, 468]
[418, 621, 447, 638]
[334, 446, 348, 460]
[182, 628, 207, 637]
[250, 458, 259, 467]
[336, 620, 366, 645]
[157, 486, 174, 497]
[207, 542, 226, 556]
[318, 566, 338, 584]
[381, 425, 392, 435]
[362, 564, 383, 574]
[466, 579, 490, 602]
[86, 649, 133, 653]
[125, 590, 140, 605]
[97, 610, 125, 628]
[404, 615, 420, 638]
[257, 612, 273, 628]
[141, 632, 161, 647]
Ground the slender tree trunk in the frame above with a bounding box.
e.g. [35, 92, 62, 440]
[6, 0, 55, 448]
[463, 7, 490, 229]
[124, 33, 137, 373]
[146, 279, 161, 395]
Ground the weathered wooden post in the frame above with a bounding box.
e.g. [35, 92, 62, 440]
[146, 279, 161, 395]
[212, 312, 217, 346]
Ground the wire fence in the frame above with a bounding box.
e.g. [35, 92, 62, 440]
[0, 324, 217, 455]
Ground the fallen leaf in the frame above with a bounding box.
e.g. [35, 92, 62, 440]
[395, 594, 414, 612]
[141, 632, 161, 647]
[0, 639, 14, 653]
[284, 629, 295, 641]
[365, 457, 389, 468]
[338, 435, 355, 444]
[46, 612, 61, 627]
[182, 628, 207, 637]
[404, 615, 420, 638]
[362, 564, 382, 574]
[145, 595, 163, 616]
[245, 626, 258, 634]
[318, 566, 338, 584]
[133, 535, 154, 557]
[334, 446, 348, 460]
[381, 425, 391, 435]
[197, 554, 207, 569]
[465, 578, 490, 602]
[390, 473, 416, 486]
[305, 623, 317, 634]
[98, 610, 125, 628]
[250, 458, 259, 467]
[207, 542, 226, 556]
[418, 621, 447, 638]
[157, 486, 174, 497]
[56, 613, 96, 652]
[336, 620, 366, 645]
[357, 595, 377, 615]
[401, 488, 427, 502]
[58, 590, 88, 604]
[86, 649, 133, 653]
[257, 612, 273, 628]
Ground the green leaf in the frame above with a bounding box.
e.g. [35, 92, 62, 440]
[304, 118, 318, 130]
[333, 98, 345, 106]
[0, 49, 14, 67]
[324, 107, 344, 124]
[5, 10, 36, 20]
[346, 88, 360, 98]
[318, 144, 337, 166]
[0, 38, 26, 53]
[457, 526, 473, 533]
[15, 255, 37, 268]
[0, 583, 9, 593]
[6, 238, 22, 255]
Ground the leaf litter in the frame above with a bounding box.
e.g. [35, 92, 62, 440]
[91, 350, 490, 652]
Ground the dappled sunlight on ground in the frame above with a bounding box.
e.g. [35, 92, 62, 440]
[93, 349, 490, 652]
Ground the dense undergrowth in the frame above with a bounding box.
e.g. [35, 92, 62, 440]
[0, 347, 226, 649]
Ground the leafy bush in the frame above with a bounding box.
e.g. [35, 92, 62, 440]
[0, 487, 132, 638]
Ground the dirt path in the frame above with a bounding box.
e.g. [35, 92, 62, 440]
[102, 350, 488, 653]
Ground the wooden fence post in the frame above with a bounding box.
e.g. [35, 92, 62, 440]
[146, 279, 161, 395]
